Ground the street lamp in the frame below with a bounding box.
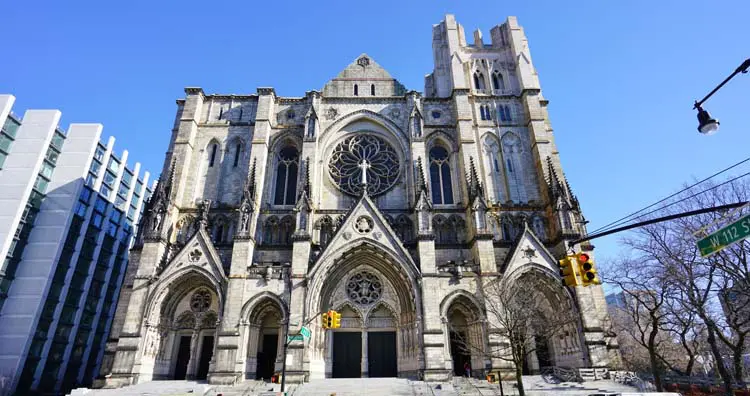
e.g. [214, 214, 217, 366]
[695, 103, 719, 135]
[693, 58, 750, 135]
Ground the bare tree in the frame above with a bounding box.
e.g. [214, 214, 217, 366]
[612, 178, 750, 395]
[452, 274, 578, 396]
[603, 260, 672, 391]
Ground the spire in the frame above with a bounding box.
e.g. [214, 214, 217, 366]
[415, 157, 428, 197]
[299, 157, 311, 198]
[467, 156, 484, 201]
[247, 158, 257, 201]
[545, 156, 566, 201]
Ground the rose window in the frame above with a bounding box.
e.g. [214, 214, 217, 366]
[190, 289, 212, 313]
[328, 135, 400, 196]
[346, 271, 382, 305]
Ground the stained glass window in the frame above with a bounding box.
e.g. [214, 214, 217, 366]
[328, 135, 399, 196]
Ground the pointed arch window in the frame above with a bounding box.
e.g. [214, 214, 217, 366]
[501, 133, 528, 203]
[274, 146, 299, 206]
[233, 142, 242, 167]
[262, 215, 295, 245]
[473, 72, 486, 91]
[483, 136, 506, 203]
[395, 215, 414, 244]
[316, 216, 334, 247]
[429, 146, 454, 205]
[492, 72, 505, 91]
[208, 143, 218, 167]
[498, 105, 512, 122]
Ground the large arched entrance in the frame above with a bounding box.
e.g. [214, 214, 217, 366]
[140, 271, 223, 381]
[442, 293, 486, 378]
[499, 267, 585, 374]
[306, 242, 421, 379]
[240, 294, 287, 381]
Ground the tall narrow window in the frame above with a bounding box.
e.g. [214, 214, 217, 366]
[371, 84, 375, 96]
[429, 146, 454, 204]
[208, 144, 218, 167]
[233, 143, 242, 167]
[492, 72, 504, 90]
[273, 146, 299, 205]
[473, 72, 486, 90]
[502, 133, 528, 203]
[354, 84, 359, 96]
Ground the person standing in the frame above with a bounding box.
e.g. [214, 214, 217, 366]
[464, 361, 471, 378]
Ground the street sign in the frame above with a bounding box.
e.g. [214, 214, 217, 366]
[286, 334, 303, 342]
[697, 213, 750, 257]
[300, 326, 311, 339]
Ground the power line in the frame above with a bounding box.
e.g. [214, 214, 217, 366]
[591, 169, 750, 236]
[588, 156, 750, 235]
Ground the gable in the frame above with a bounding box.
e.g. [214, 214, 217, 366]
[159, 227, 227, 287]
[309, 193, 420, 279]
[501, 224, 559, 278]
[322, 54, 407, 97]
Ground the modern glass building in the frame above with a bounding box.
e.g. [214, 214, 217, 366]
[0, 95, 154, 395]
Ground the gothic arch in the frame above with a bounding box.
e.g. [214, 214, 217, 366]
[307, 239, 421, 319]
[240, 291, 289, 325]
[440, 290, 484, 319]
[320, 109, 408, 149]
[145, 268, 226, 325]
[424, 129, 457, 149]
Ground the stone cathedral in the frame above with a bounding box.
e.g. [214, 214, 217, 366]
[99, 15, 619, 387]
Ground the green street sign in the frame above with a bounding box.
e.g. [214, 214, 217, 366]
[697, 213, 750, 257]
[287, 334, 304, 342]
[300, 326, 311, 339]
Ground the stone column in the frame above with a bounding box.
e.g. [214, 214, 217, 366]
[361, 330, 368, 377]
[186, 329, 200, 380]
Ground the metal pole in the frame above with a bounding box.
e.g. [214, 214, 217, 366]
[694, 58, 750, 108]
[280, 318, 290, 393]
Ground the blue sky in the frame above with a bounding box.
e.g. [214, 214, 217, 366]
[2, 1, 748, 273]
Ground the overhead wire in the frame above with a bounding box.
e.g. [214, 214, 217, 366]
[590, 169, 750, 237]
[587, 155, 750, 235]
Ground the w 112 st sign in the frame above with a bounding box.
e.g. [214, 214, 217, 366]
[697, 213, 750, 257]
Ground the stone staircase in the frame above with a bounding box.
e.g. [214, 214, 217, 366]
[292, 378, 414, 396]
[521, 375, 641, 396]
[68, 380, 213, 396]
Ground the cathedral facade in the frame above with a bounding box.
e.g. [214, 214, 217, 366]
[99, 15, 618, 387]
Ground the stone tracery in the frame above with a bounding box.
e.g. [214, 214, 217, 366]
[328, 134, 400, 196]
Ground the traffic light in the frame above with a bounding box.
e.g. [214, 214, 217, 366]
[558, 256, 579, 287]
[326, 310, 335, 328]
[332, 311, 341, 329]
[577, 252, 600, 286]
[321, 312, 330, 329]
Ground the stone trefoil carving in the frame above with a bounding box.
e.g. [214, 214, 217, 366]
[346, 271, 382, 305]
[328, 135, 400, 197]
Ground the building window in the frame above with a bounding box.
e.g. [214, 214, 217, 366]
[262, 215, 295, 245]
[273, 146, 299, 206]
[429, 146, 454, 204]
[121, 170, 133, 186]
[354, 84, 359, 96]
[90, 160, 101, 175]
[208, 143, 218, 167]
[233, 142, 242, 167]
[51, 132, 65, 150]
[433, 215, 465, 244]
[371, 84, 375, 96]
[498, 105, 512, 122]
[103, 171, 116, 187]
[107, 158, 119, 174]
[473, 72, 486, 90]
[492, 72, 504, 90]
[94, 145, 105, 162]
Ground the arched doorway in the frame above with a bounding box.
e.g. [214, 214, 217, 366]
[443, 294, 485, 378]
[242, 295, 286, 380]
[141, 272, 222, 382]
[306, 242, 421, 380]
